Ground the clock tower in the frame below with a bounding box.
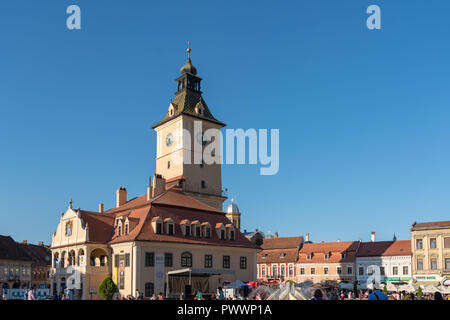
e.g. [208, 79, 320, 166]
[152, 46, 227, 210]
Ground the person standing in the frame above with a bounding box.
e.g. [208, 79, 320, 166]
[27, 288, 36, 300]
[218, 287, 225, 300]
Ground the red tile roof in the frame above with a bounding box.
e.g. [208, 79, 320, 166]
[260, 236, 304, 250]
[18, 243, 51, 267]
[257, 249, 298, 264]
[356, 240, 411, 257]
[297, 241, 359, 263]
[0, 235, 31, 262]
[72, 188, 258, 250]
[411, 220, 450, 230]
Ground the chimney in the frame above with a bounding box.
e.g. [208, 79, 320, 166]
[371, 231, 376, 242]
[147, 176, 153, 201]
[152, 174, 166, 198]
[305, 232, 310, 242]
[274, 232, 279, 238]
[38, 241, 44, 246]
[116, 187, 127, 208]
[99, 203, 104, 213]
[22, 240, 27, 244]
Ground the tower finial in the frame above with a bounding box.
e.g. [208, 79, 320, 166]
[187, 41, 191, 59]
[69, 198, 73, 209]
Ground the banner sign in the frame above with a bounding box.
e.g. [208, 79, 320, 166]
[154, 254, 165, 294]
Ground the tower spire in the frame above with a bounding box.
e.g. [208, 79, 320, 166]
[187, 41, 191, 60]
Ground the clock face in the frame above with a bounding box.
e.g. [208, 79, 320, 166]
[166, 133, 174, 147]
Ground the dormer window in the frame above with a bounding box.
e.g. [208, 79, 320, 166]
[181, 220, 191, 237]
[117, 220, 123, 236]
[324, 253, 330, 260]
[341, 252, 347, 259]
[306, 254, 313, 260]
[164, 218, 175, 235]
[156, 223, 162, 234]
[226, 224, 235, 240]
[202, 222, 211, 238]
[151, 217, 163, 235]
[280, 253, 286, 259]
[215, 223, 226, 239]
[195, 225, 201, 237]
[125, 223, 129, 235]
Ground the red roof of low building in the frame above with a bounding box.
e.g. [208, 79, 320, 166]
[356, 240, 411, 257]
[297, 241, 359, 263]
[260, 236, 304, 250]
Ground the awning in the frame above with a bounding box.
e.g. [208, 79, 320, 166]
[167, 268, 235, 277]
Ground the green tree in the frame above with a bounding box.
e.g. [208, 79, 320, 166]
[98, 276, 118, 300]
[383, 285, 388, 294]
[417, 286, 423, 298]
[353, 283, 359, 295]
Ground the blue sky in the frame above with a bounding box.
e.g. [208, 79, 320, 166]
[1, 0, 450, 244]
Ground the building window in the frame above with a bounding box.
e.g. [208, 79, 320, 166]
[337, 267, 342, 274]
[185, 225, 191, 237]
[347, 266, 353, 274]
[430, 259, 438, 270]
[223, 256, 230, 269]
[125, 223, 129, 235]
[220, 230, 225, 240]
[311, 268, 316, 275]
[167, 161, 170, 169]
[324, 267, 329, 275]
[230, 230, 235, 240]
[392, 267, 398, 275]
[165, 253, 173, 267]
[240, 257, 247, 270]
[417, 259, 423, 270]
[430, 238, 437, 249]
[416, 239, 423, 250]
[194, 225, 201, 237]
[324, 253, 330, 260]
[380, 267, 385, 276]
[201, 181, 206, 188]
[168, 223, 174, 235]
[125, 253, 130, 267]
[300, 268, 305, 275]
[156, 223, 162, 235]
[280, 266, 285, 276]
[445, 258, 450, 270]
[341, 253, 347, 259]
[261, 266, 266, 277]
[273, 266, 278, 277]
[204, 255, 213, 268]
[403, 266, 409, 275]
[181, 252, 192, 268]
[205, 226, 211, 238]
[445, 237, 450, 249]
[114, 254, 119, 268]
[288, 265, 294, 277]
[359, 267, 364, 275]
[145, 282, 154, 297]
[118, 225, 122, 236]
[306, 254, 312, 260]
[145, 252, 154, 267]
